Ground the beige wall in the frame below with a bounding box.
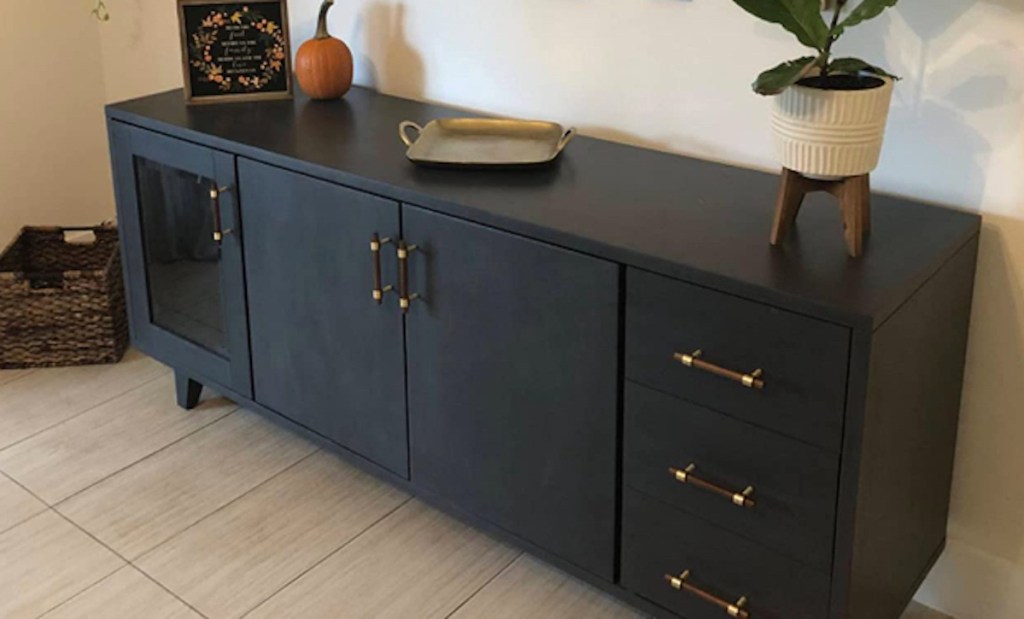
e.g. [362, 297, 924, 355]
[96, 0, 182, 104]
[0, 5, 113, 244]
[64, 2, 1024, 617]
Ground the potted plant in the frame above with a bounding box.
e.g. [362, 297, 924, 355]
[732, 0, 900, 179]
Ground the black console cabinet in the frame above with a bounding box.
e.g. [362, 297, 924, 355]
[109, 124, 252, 399]
[239, 158, 408, 476]
[107, 87, 981, 619]
[403, 206, 620, 581]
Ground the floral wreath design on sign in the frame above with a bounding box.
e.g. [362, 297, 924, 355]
[189, 6, 287, 92]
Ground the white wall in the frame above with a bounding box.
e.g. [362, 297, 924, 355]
[0, 4, 113, 244]
[93, 2, 1024, 617]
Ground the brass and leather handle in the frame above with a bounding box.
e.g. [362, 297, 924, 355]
[209, 186, 234, 244]
[664, 571, 750, 619]
[397, 240, 419, 313]
[370, 234, 393, 303]
[673, 350, 765, 390]
[669, 464, 755, 508]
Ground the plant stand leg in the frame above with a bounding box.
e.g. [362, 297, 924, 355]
[770, 168, 809, 246]
[860, 175, 872, 234]
[175, 371, 203, 410]
[769, 168, 871, 258]
[838, 174, 870, 257]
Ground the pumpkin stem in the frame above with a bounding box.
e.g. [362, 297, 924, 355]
[315, 0, 335, 39]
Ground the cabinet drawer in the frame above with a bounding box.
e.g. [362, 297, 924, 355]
[625, 382, 837, 570]
[622, 489, 831, 619]
[626, 269, 850, 451]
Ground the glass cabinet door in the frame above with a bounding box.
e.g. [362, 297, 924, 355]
[110, 123, 252, 398]
[135, 158, 227, 355]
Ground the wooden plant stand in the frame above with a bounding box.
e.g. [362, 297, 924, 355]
[770, 168, 871, 257]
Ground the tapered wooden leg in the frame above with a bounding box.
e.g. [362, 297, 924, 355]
[771, 169, 807, 246]
[839, 174, 870, 258]
[175, 371, 203, 410]
[861, 175, 872, 234]
[770, 169, 872, 257]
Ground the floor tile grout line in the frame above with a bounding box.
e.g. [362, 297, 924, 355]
[0, 507, 46, 538]
[0, 369, 37, 390]
[33, 564, 173, 619]
[47, 406, 242, 509]
[238, 495, 416, 619]
[0, 478, 160, 618]
[46, 507, 211, 619]
[0, 469, 51, 509]
[32, 564, 134, 619]
[20, 514, 126, 619]
[119, 565, 210, 619]
[444, 550, 524, 618]
[7, 404, 311, 619]
[0, 368, 172, 455]
[129, 446, 321, 565]
[0, 470, 48, 536]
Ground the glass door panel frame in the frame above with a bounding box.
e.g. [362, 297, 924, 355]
[110, 122, 252, 397]
[134, 156, 228, 355]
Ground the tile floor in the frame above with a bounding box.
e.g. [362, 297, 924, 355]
[0, 351, 952, 618]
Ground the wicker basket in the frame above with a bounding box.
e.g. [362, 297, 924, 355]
[0, 225, 129, 369]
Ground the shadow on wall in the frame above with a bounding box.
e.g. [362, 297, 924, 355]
[832, 2, 1024, 609]
[576, 126, 672, 156]
[349, 3, 425, 99]
[867, 1, 1024, 208]
[577, 124, 783, 175]
[586, 0, 1024, 193]
[862, 0, 1024, 600]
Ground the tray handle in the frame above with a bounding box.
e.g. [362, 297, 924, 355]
[399, 121, 423, 147]
[557, 127, 577, 153]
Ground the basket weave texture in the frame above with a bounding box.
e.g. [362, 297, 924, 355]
[0, 225, 129, 369]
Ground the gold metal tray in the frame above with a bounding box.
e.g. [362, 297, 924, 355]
[399, 118, 576, 167]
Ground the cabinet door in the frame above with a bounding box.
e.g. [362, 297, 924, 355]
[239, 160, 408, 476]
[404, 206, 619, 580]
[109, 122, 251, 397]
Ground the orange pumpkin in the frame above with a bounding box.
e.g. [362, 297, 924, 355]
[295, 0, 354, 100]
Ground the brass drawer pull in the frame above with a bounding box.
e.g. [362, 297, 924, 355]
[209, 186, 234, 244]
[673, 350, 765, 390]
[370, 234, 393, 304]
[664, 570, 750, 618]
[669, 464, 755, 508]
[397, 240, 420, 313]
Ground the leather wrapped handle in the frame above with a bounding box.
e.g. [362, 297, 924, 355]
[669, 465, 756, 508]
[665, 571, 750, 619]
[397, 240, 419, 313]
[370, 234, 393, 304]
[209, 186, 234, 244]
[674, 350, 765, 390]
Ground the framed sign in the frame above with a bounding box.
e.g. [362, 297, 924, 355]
[177, 1, 293, 105]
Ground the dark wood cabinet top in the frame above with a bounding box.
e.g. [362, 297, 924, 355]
[107, 87, 980, 328]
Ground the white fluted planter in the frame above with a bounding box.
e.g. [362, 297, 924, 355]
[771, 78, 894, 179]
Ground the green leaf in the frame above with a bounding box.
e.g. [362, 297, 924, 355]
[782, 0, 832, 47]
[732, 0, 830, 50]
[828, 57, 900, 80]
[836, 0, 899, 36]
[753, 56, 819, 95]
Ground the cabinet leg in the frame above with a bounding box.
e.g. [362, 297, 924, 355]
[175, 371, 203, 410]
